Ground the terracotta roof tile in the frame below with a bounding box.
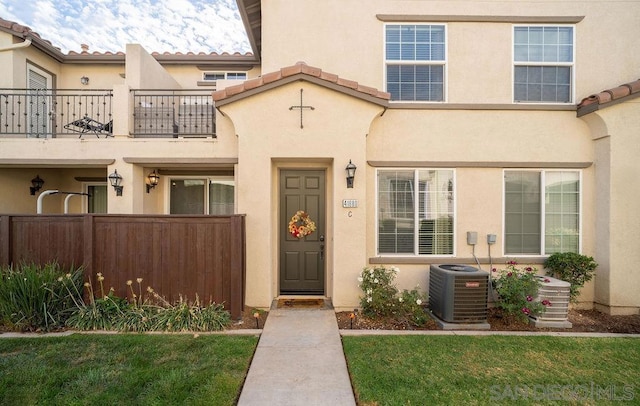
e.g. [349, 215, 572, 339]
[212, 61, 390, 105]
[577, 78, 640, 116]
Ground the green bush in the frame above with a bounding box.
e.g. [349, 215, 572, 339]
[493, 262, 549, 323]
[67, 275, 230, 332]
[544, 252, 598, 302]
[0, 263, 84, 332]
[358, 266, 428, 327]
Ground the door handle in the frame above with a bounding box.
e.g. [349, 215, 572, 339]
[320, 235, 325, 260]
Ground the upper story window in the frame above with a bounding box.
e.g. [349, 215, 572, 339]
[385, 24, 446, 102]
[378, 169, 454, 255]
[513, 26, 574, 103]
[202, 72, 247, 81]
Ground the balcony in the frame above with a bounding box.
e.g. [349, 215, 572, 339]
[0, 88, 113, 138]
[0, 88, 216, 139]
[132, 89, 215, 138]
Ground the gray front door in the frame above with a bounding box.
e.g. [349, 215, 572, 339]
[280, 170, 325, 295]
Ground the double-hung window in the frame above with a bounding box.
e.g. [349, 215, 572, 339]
[513, 25, 574, 103]
[504, 170, 580, 255]
[378, 169, 454, 255]
[385, 24, 446, 102]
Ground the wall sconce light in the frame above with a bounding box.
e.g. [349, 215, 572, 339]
[30, 174, 44, 195]
[146, 170, 160, 193]
[80, 76, 89, 85]
[346, 160, 357, 188]
[108, 170, 123, 196]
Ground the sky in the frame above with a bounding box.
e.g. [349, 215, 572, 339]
[0, 0, 251, 54]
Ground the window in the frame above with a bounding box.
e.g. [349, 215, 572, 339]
[85, 184, 107, 213]
[385, 24, 445, 102]
[378, 169, 454, 255]
[169, 177, 234, 215]
[202, 72, 247, 81]
[504, 170, 580, 255]
[513, 26, 574, 103]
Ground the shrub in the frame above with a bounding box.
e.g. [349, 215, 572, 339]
[64, 273, 127, 331]
[544, 252, 597, 303]
[358, 266, 428, 327]
[0, 263, 83, 332]
[67, 275, 231, 332]
[493, 262, 549, 323]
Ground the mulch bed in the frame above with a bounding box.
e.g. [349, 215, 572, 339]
[229, 307, 640, 334]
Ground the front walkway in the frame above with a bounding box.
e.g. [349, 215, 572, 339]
[237, 308, 356, 406]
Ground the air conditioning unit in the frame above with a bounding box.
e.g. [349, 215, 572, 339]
[429, 264, 489, 323]
[529, 275, 572, 328]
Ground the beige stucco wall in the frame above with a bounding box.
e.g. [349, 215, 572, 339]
[262, 1, 640, 104]
[218, 81, 385, 309]
[584, 102, 640, 314]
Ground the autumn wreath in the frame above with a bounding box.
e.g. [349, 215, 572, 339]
[288, 210, 316, 238]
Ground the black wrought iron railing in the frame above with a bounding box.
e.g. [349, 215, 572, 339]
[131, 89, 215, 138]
[0, 89, 113, 138]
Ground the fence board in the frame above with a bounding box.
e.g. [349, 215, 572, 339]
[0, 214, 245, 318]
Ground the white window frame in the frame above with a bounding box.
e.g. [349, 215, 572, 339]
[502, 169, 582, 256]
[165, 176, 235, 215]
[383, 23, 447, 103]
[26, 63, 53, 137]
[202, 72, 247, 81]
[376, 168, 456, 256]
[512, 24, 575, 104]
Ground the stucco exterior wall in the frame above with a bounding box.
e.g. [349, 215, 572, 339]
[218, 81, 384, 309]
[262, 1, 640, 103]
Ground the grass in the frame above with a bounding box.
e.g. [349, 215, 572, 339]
[0, 334, 258, 405]
[343, 335, 640, 405]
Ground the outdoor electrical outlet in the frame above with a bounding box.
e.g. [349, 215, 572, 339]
[487, 234, 497, 244]
[467, 231, 478, 245]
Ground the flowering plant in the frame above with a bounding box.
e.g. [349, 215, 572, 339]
[358, 266, 428, 326]
[288, 210, 316, 238]
[493, 261, 549, 323]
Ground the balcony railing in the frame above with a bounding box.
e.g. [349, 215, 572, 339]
[131, 89, 215, 138]
[0, 89, 113, 138]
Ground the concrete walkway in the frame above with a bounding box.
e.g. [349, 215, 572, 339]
[237, 308, 356, 406]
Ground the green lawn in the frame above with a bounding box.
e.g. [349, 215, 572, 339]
[343, 335, 639, 405]
[0, 334, 258, 405]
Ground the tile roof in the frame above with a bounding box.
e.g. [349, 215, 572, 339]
[213, 61, 391, 106]
[0, 16, 253, 60]
[577, 78, 640, 117]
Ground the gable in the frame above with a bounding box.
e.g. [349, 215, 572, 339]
[213, 61, 390, 107]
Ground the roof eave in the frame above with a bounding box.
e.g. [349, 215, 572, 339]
[216, 73, 389, 108]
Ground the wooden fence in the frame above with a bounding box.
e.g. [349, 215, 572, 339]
[0, 214, 245, 318]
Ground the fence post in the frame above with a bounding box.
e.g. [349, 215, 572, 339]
[0, 215, 10, 266]
[83, 214, 94, 277]
[229, 215, 246, 318]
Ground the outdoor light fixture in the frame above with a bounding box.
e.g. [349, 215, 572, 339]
[29, 174, 44, 195]
[80, 76, 89, 85]
[146, 170, 160, 193]
[108, 169, 123, 196]
[345, 160, 357, 188]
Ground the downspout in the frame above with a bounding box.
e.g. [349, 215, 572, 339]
[36, 190, 59, 214]
[0, 37, 32, 52]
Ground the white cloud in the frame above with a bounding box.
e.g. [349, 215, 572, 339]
[0, 0, 250, 54]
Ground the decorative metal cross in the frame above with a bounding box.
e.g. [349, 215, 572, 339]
[289, 88, 315, 129]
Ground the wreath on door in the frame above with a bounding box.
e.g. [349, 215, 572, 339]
[288, 210, 317, 238]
